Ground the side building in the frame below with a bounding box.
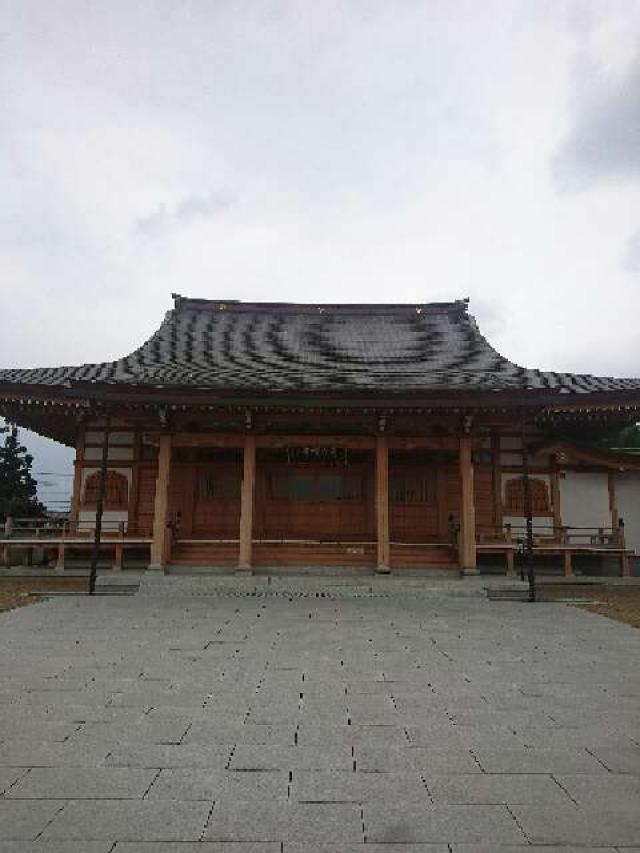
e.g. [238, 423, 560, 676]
[1, 296, 639, 576]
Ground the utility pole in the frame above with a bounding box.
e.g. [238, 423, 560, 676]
[88, 415, 110, 596]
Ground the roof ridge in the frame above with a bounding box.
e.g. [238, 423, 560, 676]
[171, 294, 469, 315]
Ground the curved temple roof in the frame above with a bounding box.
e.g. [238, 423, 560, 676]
[1, 296, 639, 396]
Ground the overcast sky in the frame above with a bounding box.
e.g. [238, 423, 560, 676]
[1, 1, 639, 506]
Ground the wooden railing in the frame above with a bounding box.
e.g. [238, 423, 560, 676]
[476, 520, 633, 577]
[1, 517, 152, 570]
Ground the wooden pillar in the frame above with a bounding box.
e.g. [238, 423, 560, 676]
[149, 434, 172, 571]
[56, 541, 66, 571]
[238, 435, 256, 572]
[375, 435, 390, 573]
[458, 436, 477, 574]
[69, 426, 85, 533]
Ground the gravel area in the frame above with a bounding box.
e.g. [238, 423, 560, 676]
[0, 578, 88, 612]
[538, 582, 640, 629]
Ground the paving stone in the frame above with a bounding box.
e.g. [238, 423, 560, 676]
[451, 847, 616, 852]
[362, 802, 525, 843]
[230, 745, 353, 771]
[203, 801, 363, 842]
[146, 769, 288, 801]
[284, 846, 448, 853]
[104, 743, 233, 769]
[0, 768, 27, 795]
[472, 746, 607, 774]
[113, 845, 281, 852]
[0, 843, 113, 852]
[41, 800, 213, 841]
[510, 803, 640, 846]
[6, 767, 158, 799]
[291, 769, 428, 803]
[554, 772, 640, 805]
[0, 800, 65, 841]
[0, 740, 110, 768]
[355, 745, 480, 773]
[588, 744, 640, 773]
[1, 583, 639, 847]
[424, 773, 568, 804]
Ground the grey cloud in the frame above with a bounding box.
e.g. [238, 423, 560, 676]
[135, 190, 233, 236]
[551, 58, 640, 190]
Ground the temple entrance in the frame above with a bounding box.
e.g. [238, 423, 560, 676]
[166, 443, 460, 569]
[168, 448, 242, 566]
[388, 450, 459, 567]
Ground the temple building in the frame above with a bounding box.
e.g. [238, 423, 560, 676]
[1, 295, 639, 576]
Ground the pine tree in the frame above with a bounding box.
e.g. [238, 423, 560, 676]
[0, 423, 45, 522]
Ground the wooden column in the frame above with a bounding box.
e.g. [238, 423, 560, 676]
[69, 426, 85, 533]
[238, 435, 256, 572]
[375, 435, 390, 573]
[458, 436, 477, 574]
[149, 434, 172, 571]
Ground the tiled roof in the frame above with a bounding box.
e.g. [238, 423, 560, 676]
[1, 297, 639, 396]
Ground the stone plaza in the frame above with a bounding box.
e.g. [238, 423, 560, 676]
[0, 575, 639, 851]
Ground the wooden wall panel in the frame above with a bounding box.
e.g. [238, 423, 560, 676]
[135, 463, 158, 536]
[474, 465, 494, 532]
[255, 464, 373, 541]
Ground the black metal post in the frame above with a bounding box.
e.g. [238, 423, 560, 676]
[521, 416, 536, 602]
[88, 416, 110, 595]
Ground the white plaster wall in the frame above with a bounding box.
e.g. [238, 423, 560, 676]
[77, 510, 128, 532]
[616, 472, 640, 553]
[502, 515, 553, 534]
[559, 472, 610, 529]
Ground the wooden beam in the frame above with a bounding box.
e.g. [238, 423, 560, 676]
[388, 436, 484, 451]
[238, 435, 256, 571]
[458, 436, 477, 574]
[146, 432, 378, 450]
[149, 434, 172, 570]
[375, 435, 390, 573]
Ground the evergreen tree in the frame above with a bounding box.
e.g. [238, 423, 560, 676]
[0, 423, 45, 522]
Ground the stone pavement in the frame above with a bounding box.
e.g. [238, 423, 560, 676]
[0, 575, 639, 851]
